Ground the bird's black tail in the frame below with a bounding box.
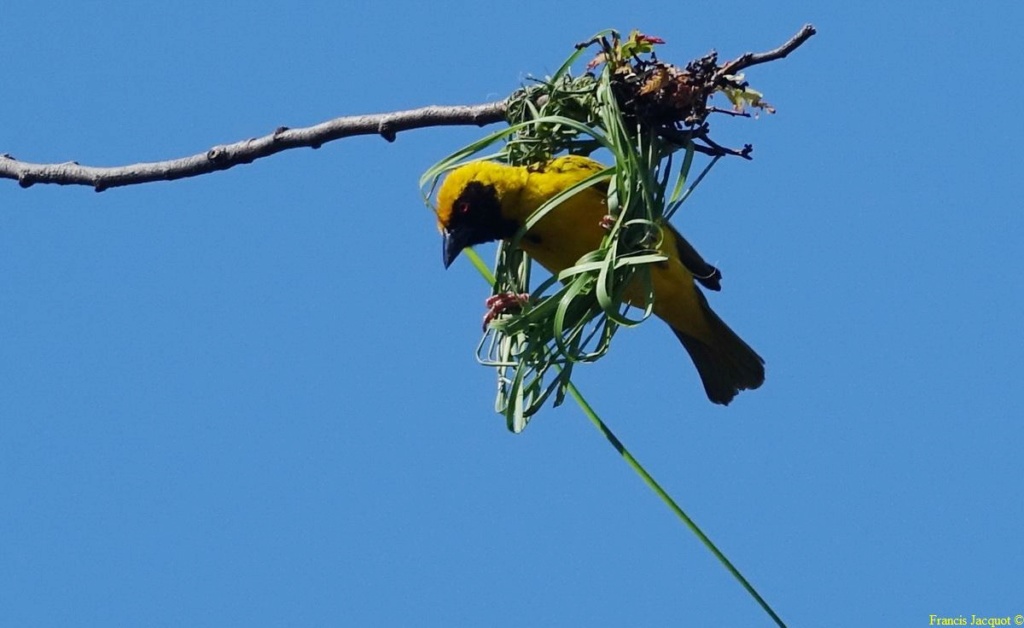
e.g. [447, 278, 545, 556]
[672, 293, 765, 405]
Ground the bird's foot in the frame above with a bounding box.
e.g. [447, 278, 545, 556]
[483, 292, 531, 330]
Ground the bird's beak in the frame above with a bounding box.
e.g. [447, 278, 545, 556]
[442, 228, 466, 269]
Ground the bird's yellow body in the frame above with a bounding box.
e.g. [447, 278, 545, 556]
[436, 155, 764, 404]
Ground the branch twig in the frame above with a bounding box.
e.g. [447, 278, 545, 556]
[1, 24, 814, 191]
[698, 133, 753, 160]
[1, 102, 506, 191]
[717, 24, 817, 78]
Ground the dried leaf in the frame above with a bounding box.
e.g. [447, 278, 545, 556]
[639, 66, 669, 95]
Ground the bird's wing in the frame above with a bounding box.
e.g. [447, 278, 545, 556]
[665, 223, 722, 291]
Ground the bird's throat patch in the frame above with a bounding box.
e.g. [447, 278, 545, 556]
[448, 181, 519, 246]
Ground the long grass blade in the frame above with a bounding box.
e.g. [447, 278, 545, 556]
[564, 380, 788, 628]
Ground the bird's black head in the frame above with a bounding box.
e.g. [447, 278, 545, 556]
[440, 180, 519, 268]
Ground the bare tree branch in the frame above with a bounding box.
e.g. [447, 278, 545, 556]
[717, 24, 817, 78]
[1, 102, 507, 191]
[1, 25, 814, 192]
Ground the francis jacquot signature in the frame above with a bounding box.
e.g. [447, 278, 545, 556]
[928, 615, 1023, 627]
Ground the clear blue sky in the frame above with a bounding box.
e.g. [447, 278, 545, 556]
[2, 3, 1021, 626]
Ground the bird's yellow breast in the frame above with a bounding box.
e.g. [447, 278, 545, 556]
[515, 171, 610, 272]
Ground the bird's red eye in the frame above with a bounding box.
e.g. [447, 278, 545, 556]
[456, 201, 470, 215]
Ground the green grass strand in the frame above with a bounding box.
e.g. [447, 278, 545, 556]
[564, 380, 787, 628]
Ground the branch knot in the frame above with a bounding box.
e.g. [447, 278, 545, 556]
[207, 147, 228, 163]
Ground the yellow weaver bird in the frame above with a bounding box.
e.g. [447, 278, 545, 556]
[436, 155, 764, 405]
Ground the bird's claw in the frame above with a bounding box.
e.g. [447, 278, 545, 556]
[483, 292, 531, 330]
